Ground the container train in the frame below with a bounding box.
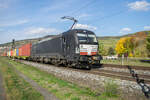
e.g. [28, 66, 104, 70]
[1, 29, 102, 69]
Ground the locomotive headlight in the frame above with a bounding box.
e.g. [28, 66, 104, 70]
[92, 56, 99, 60]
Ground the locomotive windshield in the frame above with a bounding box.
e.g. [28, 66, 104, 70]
[77, 33, 97, 43]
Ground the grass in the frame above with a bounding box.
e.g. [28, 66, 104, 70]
[96, 80, 120, 100]
[102, 80, 119, 97]
[0, 57, 44, 100]
[101, 59, 150, 67]
[4, 57, 122, 100]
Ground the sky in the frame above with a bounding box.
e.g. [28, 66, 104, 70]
[0, 0, 150, 44]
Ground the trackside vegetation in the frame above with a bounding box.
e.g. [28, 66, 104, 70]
[0, 57, 44, 100]
[101, 59, 150, 67]
[103, 80, 119, 97]
[3, 57, 122, 100]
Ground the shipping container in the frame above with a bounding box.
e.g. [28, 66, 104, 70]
[19, 47, 22, 56]
[16, 48, 19, 56]
[20, 43, 31, 56]
[3, 52, 7, 56]
[8, 51, 11, 56]
[11, 50, 13, 56]
[13, 49, 16, 56]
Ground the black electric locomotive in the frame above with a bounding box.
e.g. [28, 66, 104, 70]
[31, 29, 102, 69]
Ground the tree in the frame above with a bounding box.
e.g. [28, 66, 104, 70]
[115, 37, 138, 57]
[115, 37, 127, 55]
[99, 42, 107, 56]
[124, 37, 136, 56]
[108, 47, 115, 55]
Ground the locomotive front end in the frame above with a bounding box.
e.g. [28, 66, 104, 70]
[76, 30, 102, 66]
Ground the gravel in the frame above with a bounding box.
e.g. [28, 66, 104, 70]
[20, 61, 150, 96]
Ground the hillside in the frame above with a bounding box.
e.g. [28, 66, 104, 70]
[0, 35, 56, 48]
[99, 30, 150, 56]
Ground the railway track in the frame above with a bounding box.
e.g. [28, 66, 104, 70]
[89, 69, 150, 84]
[66, 66, 150, 84]
[100, 64, 150, 71]
[18, 60, 150, 84]
[59, 63, 150, 85]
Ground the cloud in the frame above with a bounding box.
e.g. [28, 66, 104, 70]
[24, 27, 59, 35]
[128, 0, 150, 11]
[73, 24, 97, 30]
[144, 26, 150, 30]
[0, 19, 29, 27]
[0, 27, 61, 43]
[119, 28, 132, 34]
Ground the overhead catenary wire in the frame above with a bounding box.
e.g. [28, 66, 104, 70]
[68, 0, 127, 27]
[68, 0, 126, 23]
[69, 0, 96, 16]
[88, 9, 127, 25]
[61, 0, 96, 30]
[64, 0, 124, 27]
[65, 0, 149, 32]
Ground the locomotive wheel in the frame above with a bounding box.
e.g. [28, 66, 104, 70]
[86, 65, 91, 70]
[76, 63, 91, 70]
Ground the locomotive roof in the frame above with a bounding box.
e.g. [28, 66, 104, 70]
[37, 34, 62, 44]
[33, 29, 95, 45]
[63, 29, 95, 35]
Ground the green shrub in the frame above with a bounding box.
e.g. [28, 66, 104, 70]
[103, 80, 118, 97]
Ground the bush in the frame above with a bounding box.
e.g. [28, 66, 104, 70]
[103, 80, 118, 97]
[108, 47, 115, 55]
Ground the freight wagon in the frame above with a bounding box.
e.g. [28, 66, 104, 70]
[16, 43, 31, 59]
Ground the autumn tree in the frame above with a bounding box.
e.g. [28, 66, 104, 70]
[124, 37, 138, 56]
[115, 37, 138, 57]
[115, 37, 127, 55]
